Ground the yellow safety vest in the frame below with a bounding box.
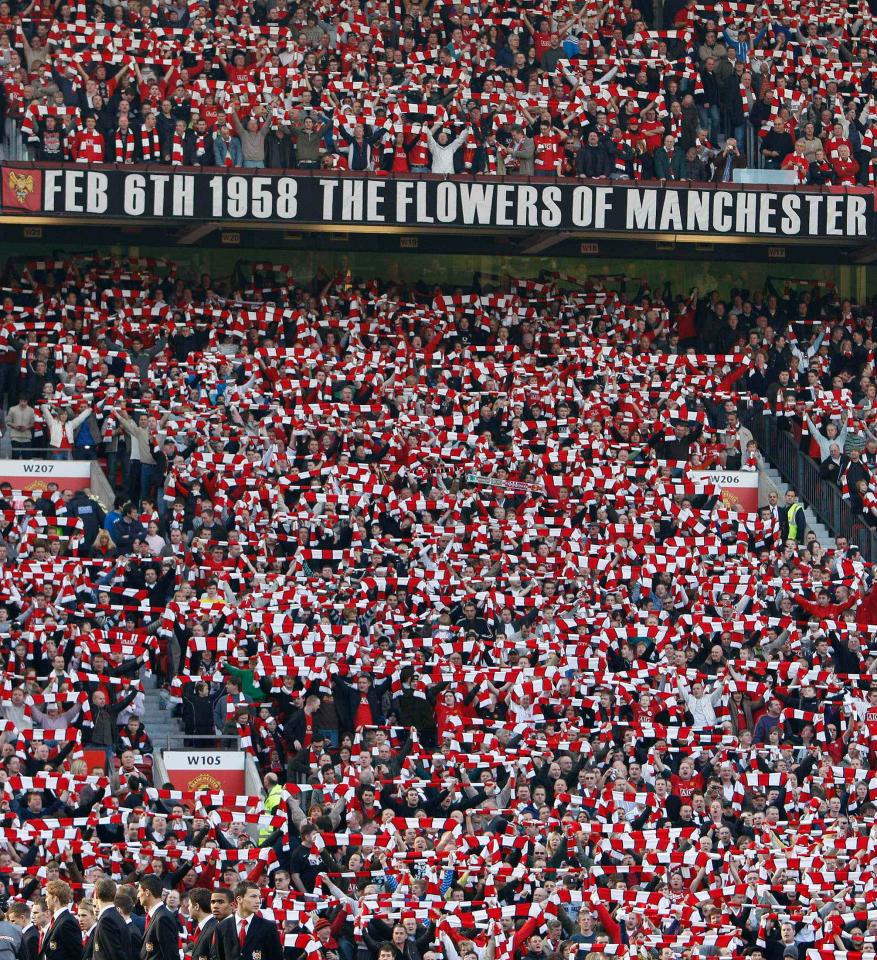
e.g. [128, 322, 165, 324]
[787, 502, 803, 541]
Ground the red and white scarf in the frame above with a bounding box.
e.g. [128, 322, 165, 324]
[171, 131, 185, 166]
[192, 133, 207, 162]
[114, 128, 135, 163]
[219, 137, 234, 167]
[73, 129, 104, 163]
[140, 127, 160, 161]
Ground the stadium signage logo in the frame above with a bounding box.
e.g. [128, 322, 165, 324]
[2, 166, 871, 240]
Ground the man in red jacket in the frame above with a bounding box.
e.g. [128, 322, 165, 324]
[70, 114, 105, 163]
[831, 144, 860, 185]
[781, 139, 810, 184]
[795, 587, 859, 619]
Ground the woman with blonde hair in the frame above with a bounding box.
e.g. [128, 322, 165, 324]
[89, 528, 117, 559]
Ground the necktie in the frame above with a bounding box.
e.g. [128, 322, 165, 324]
[238, 918, 247, 949]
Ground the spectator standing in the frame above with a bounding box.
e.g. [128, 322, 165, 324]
[6, 397, 33, 457]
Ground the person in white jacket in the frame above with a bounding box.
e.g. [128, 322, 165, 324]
[41, 403, 92, 458]
[677, 674, 725, 730]
[426, 121, 471, 174]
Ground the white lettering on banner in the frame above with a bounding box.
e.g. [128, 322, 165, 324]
[416, 181, 433, 223]
[516, 185, 537, 226]
[459, 182, 493, 224]
[436, 181, 456, 222]
[44, 169, 63, 210]
[174, 175, 194, 217]
[596, 187, 612, 228]
[152, 174, 169, 216]
[66, 170, 84, 212]
[571, 185, 593, 227]
[277, 178, 297, 218]
[366, 179, 384, 221]
[687, 191, 710, 232]
[736, 192, 757, 234]
[827, 195, 844, 236]
[658, 191, 682, 231]
[758, 194, 776, 234]
[780, 194, 801, 234]
[805, 195, 822, 235]
[250, 177, 272, 219]
[22, 170, 877, 238]
[396, 180, 414, 222]
[87, 173, 108, 213]
[542, 186, 562, 227]
[341, 179, 363, 221]
[125, 174, 146, 216]
[319, 178, 338, 220]
[713, 192, 732, 232]
[627, 189, 657, 230]
[849, 194, 868, 236]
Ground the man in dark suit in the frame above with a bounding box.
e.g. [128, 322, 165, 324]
[187, 889, 216, 960]
[40, 880, 83, 960]
[113, 893, 141, 955]
[7, 902, 37, 960]
[211, 882, 282, 960]
[90, 878, 132, 960]
[137, 875, 180, 960]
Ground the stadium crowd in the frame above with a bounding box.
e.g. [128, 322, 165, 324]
[1, 0, 877, 183]
[0, 251, 870, 960]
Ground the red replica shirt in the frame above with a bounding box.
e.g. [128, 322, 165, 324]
[532, 30, 552, 61]
[670, 771, 704, 801]
[534, 133, 563, 173]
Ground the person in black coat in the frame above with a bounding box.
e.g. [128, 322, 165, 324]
[188, 889, 217, 960]
[40, 881, 82, 960]
[7, 903, 36, 960]
[212, 882, 282, 960]
[91, 879, 132, 960]
[264, 127, 296, 168]
[182, 681, 218, 744]
[332, 673, 390, 732]
[66, 490, 106, 544]
[136, 876, 180, 960]
[186, 118, 217, 167]
[576, 131, 611, 178]
[112, 894, 141, 956]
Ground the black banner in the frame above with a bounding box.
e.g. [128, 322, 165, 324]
[1, 165, 873, 240]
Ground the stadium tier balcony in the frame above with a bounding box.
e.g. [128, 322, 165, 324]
[0, 251, 871, 957]
[2, 0, 877, 189]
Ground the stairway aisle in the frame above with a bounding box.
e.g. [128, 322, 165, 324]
[762, 464, 833, 546]
[142, 674, 182, 753]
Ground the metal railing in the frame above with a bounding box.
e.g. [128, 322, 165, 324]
[1, 119, 27, 163]
[6, 447, 74, 460]
[747, 411, 877, 562]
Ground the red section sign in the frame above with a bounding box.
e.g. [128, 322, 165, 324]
[163, 750, 246, 794]
[0, 459, 91, 495]
[690, 470, 759, 513]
